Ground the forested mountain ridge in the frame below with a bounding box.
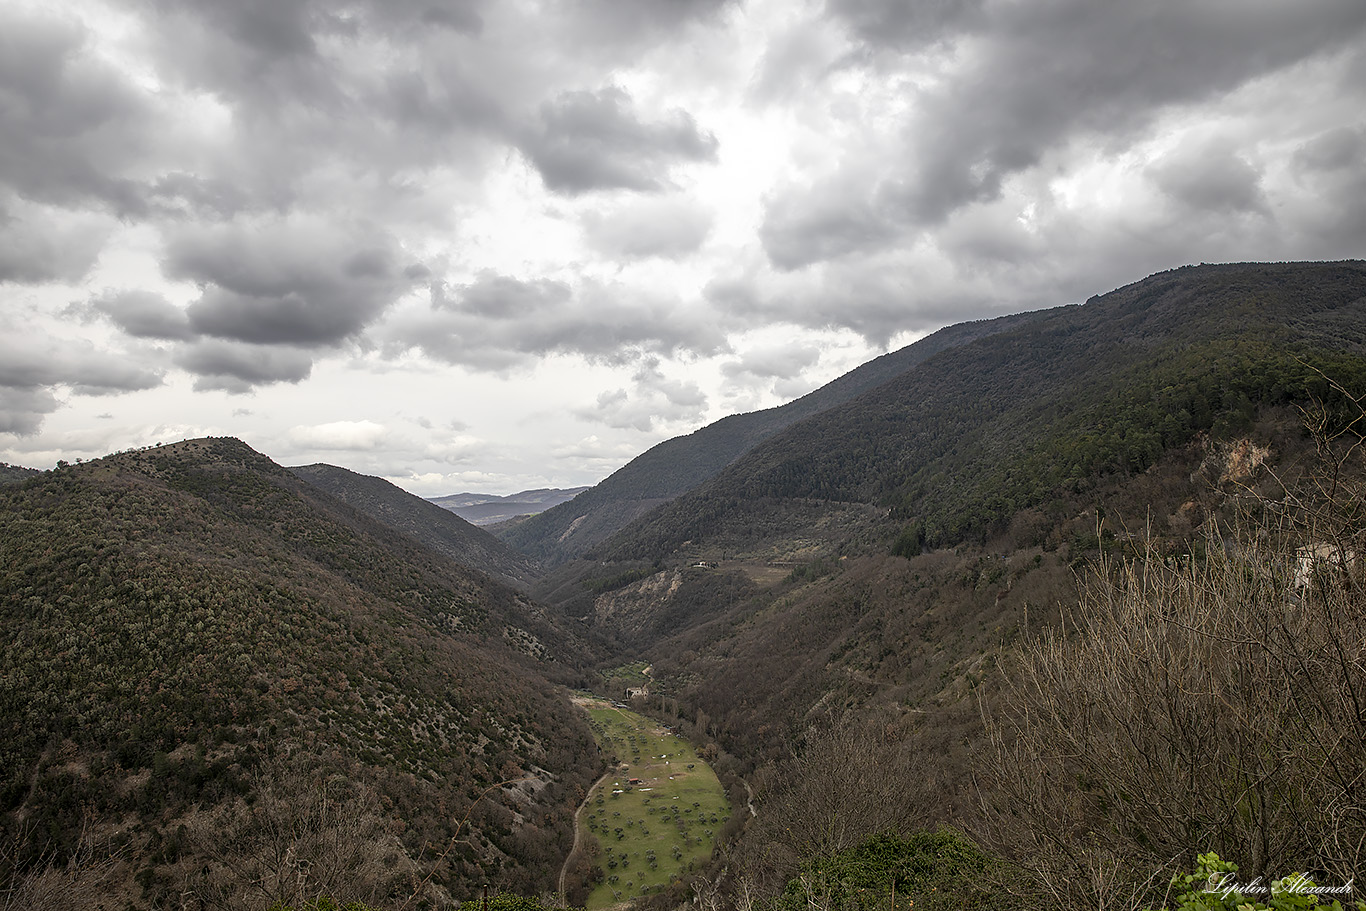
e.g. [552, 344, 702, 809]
[0, 437, 600, 907]
[288, 462, 541, 590]
[499, 310, 1044, 564]
[592, 260, 1366, 564]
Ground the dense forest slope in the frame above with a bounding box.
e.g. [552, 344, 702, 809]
[0, 462, 38, 485]
[500, 311, 1042, 564]
[0, 438, 600, 908]
[289, 462, 541, 590]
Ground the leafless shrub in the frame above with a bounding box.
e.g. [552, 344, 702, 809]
[0, 820, 123, 911]
[979, 393, 1366, 911]
[181, 760, 420, 910]
[735, 711, 930, 894]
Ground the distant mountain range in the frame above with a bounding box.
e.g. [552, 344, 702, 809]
[428, 487, 591, 526]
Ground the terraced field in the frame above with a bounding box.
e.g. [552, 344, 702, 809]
[575, 699, 730, 908]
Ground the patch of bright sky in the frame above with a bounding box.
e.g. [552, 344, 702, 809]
[86, 222, 192, 304]
[448, 156, 585, 281]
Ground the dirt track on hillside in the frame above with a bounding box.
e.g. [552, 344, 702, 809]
[559, 766, 614, 897]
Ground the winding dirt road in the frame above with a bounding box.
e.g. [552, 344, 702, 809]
[559, 767, 614, 897]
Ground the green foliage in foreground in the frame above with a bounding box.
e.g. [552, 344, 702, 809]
[264, 895, 582, 911]
[772, 830, 1010, 911]
[479, 896, 582, 911]
[266, 900, 382, 911]
[1147, 854, 1365, 911]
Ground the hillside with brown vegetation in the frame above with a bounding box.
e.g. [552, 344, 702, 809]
[531, 261, 1366, 910]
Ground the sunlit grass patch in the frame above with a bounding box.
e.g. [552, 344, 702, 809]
[577, 701, 729, 908]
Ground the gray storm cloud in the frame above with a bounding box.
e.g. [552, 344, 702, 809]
[166, 218, 414, 346]
[0, 335, 162, 434]
[760, 173, 900, 272]
[826, 0, 985, 51]
[582, 198, 714, 260]
[722, 345, 821, 382]
[0, 9, 155, 215]
[1148, 140, 1269, 215]
[3, 0, 1365, 464]
[445, 273, 573, 319]
[519, 86, 719, 195]
[0, 338, 163, 396]
[0, 201, 107, 285]
[86, 290, 195, 341]
[760, 0, 1366, 272]
[567, 0, 734, 46]
[390, 273, 729, 371]
[0, 389, 61, 437]
[174, 341, 315, 394]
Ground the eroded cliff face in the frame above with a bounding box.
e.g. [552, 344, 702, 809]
[1200, 437, 1272, 485]
[594, 569, 684, 628]
[588, 565, 759, 648]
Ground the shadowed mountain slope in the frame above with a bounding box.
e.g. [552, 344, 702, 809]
[593, 261, 1366, 564]
[289, 462, 541, 589]
[499, 311, 1044, 564]
[0, 462, 38, 485]
[0, 437, 599, 906]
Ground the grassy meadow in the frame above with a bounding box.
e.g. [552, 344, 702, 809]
[577, 700, 729, 908]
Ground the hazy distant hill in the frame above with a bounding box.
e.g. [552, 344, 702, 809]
[500, 311, 1042, 564]
[0, 438, 598, 905]
[429, 486, 591, 526]
[289, 463, 542, 588]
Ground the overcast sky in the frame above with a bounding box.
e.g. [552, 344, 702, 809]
[3, 0, 1364, 495]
